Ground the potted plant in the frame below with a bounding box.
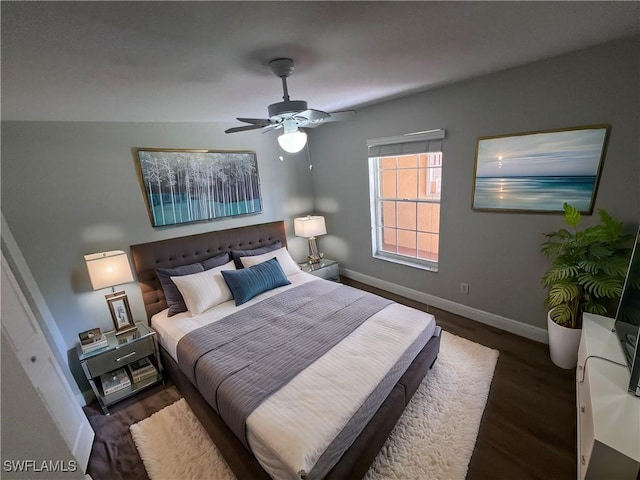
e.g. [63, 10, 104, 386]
[541, 203, 633, 368]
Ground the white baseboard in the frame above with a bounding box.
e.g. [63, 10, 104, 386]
[341, 268, 548, 344]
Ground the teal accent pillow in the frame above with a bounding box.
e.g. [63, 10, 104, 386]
[221, 257, 291, 306]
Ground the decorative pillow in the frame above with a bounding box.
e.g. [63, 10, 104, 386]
[201, 252, 231, 270]
[170, 261, 236, 314]
[221, 257, 291, 306]
[240, 246, 301, 277]
[155, 252, 230, 316]
[156, 263, 205, 316]
[230, 240, 282, 268]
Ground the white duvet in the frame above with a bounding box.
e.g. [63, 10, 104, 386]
[152, 271, 436, 479]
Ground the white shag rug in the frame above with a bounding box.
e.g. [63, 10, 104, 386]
[130, 332, 498, 480]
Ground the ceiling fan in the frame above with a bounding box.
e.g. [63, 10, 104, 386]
[224, 58, 355, 153]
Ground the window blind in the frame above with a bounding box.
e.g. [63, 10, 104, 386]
[367, 129, 445, 157]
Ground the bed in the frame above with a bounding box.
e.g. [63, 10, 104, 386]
[130, 220, 441, 480]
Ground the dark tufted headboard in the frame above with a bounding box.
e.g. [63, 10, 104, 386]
[130, 220, 287, 323]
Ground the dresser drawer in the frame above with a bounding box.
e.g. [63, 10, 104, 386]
[84, 337, 154, 377]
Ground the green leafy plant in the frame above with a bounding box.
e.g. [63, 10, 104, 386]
[541, 203, 633, 329]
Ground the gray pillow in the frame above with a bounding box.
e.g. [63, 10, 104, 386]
[156, 263, 204, 316]
[230, 240, 282, 268]
[201, 251, 231, 270]
[156, 252, 231, 316]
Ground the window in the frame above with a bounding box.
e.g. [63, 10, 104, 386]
[368, 130, 444, 271]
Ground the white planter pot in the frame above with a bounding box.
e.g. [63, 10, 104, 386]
[547, 311, 582, 369]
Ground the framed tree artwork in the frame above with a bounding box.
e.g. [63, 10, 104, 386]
[135, 148, 263, 227]
[471, 125, 610, 214]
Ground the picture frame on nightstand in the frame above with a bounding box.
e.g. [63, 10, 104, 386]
[105, 291, 135, 333]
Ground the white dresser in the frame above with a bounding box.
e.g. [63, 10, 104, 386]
[576, 313, 640, 479]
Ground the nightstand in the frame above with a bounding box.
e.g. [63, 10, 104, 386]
[299, 258, 340, 281]
[77, 322, 163, 414]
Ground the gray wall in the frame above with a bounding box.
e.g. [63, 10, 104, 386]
[309, 36, 640, 331]
[1, 122, 314, 392]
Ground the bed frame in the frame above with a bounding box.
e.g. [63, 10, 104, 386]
[130, 220, 441, 479]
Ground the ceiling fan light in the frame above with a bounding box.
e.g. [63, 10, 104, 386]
[278, 129, 307, 153]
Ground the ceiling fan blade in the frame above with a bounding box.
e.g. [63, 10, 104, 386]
[295, 109, 330, 123]
[224, 124, 267, 134]
[304, 110, 356, 128]
[261, 123, 283, 133]
[326, 110, 356, 122]
[237, 117, 272, 126]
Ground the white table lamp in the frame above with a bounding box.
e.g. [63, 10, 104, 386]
[294, 215, 327, 264]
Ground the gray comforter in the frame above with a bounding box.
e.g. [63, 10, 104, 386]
[176, 280, 392, 448]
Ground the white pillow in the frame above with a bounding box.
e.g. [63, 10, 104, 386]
[170, 260, 236, 314]
[240, 246, 301, 277]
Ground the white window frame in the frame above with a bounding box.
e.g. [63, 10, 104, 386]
[367, 130, 445, 271]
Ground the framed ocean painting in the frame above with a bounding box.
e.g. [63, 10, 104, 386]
[135, 148, 262, 227]
[471, 125, 610, 214]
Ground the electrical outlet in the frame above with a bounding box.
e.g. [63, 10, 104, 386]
[460, 283, 469, 295]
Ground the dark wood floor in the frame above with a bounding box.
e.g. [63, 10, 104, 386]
[341, 277, 576, 480]
[85, 276, 576, 480]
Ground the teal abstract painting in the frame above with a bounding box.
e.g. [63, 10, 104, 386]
[472, 125, 609, 214]
[136, 149, 262, 227]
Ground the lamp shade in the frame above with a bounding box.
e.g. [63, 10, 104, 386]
[294, 216, 327, 238]
[278, 130, 307, 153]
[278, 118, 307, 153]
[84, 250, 134, 290]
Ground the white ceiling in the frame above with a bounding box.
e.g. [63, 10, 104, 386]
[2, 1, 638, 123]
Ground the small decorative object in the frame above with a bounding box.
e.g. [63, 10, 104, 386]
[135, 148, 262, 227]
[127, 358, 158, 383]
[541, 203, 633, 368]
[84, 250, 136, 333]
[78, 327, 108, 353]
[100, 368, 131, 396]
[294, 215, 327, 264]
[106, 291, 135, 333]
[472, 124, 609, 214]
[78, 327, 101, 343]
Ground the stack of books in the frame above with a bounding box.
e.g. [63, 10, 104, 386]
[100, 368, 131, 396]
[127, 357, 158, 383]
[78, 327, 108, 354]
